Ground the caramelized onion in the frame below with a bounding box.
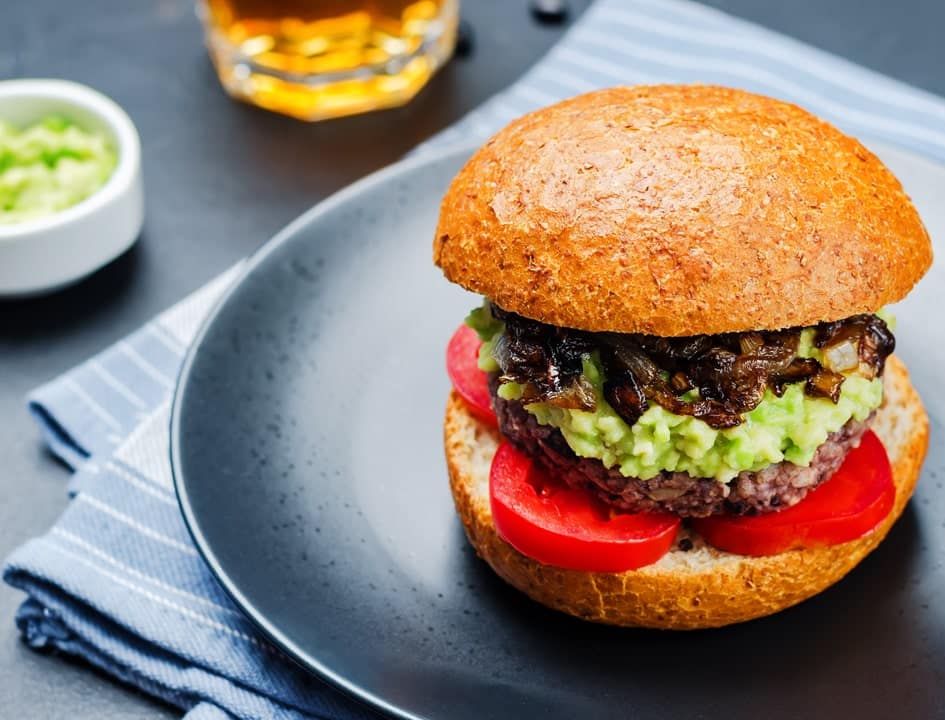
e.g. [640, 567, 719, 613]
[488, 305, 894, 429]
[492, 308, 596, 412]
[815, 314, 894, 379]
[603, 370, 649, 425]
[823, 340, 859, 372]
[806, 367, 846, 402]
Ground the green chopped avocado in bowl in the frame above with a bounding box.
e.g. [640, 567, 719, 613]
[0, 115, 117, 225]
[467, 306, 887, 482]
[0, 78, 143, 297]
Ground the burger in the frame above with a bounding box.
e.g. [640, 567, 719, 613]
[434, 85, 932, 629]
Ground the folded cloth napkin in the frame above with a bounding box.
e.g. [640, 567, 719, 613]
[6, 0, 945, 718]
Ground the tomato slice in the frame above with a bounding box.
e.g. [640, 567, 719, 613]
[489, 442, 681, 572]
[447, 324, 497, 425]
[692, 431, 894, 556]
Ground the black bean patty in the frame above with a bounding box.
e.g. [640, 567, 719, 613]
[492, 383, 872, 518]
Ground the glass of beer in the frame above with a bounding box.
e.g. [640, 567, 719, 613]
[197, 0, 459, 121]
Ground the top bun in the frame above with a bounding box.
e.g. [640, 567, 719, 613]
[433, 85, 932, 336]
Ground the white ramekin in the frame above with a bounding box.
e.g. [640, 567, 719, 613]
[0, 79, 144, 297]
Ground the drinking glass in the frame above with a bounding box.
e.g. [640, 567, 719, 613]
[197, 0, 459, 121]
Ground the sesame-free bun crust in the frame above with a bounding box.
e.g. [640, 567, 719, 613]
[433, 85, 932, 335]
[443, 355, 928, 629]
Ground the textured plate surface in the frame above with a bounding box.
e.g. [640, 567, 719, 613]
[172, 143, 945, 720]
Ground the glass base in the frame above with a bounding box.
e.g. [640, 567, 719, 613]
[200, 2, 458, 122]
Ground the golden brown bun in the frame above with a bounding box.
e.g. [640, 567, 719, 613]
[434, 85, 932, 336]
[443, 355, 928, 629]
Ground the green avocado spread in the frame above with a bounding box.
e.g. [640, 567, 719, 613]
[0, 116, 116, 225]
[466, 305, 886, 482]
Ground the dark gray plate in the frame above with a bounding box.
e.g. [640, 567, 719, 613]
[171, 142, 945, 720]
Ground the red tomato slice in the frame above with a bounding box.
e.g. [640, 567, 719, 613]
[447, 324, 497, 425]
[489, 442, 681, 572]
[692, 431, 894, 556]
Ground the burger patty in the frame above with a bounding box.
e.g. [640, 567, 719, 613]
[492, 388, 872, 518]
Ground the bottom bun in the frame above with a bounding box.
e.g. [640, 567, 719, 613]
[443, 355, 928, 629]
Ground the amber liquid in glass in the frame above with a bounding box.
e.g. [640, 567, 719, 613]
[199, 0, 458, 120]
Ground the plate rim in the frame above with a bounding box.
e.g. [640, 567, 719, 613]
[169, 137, 942, 720]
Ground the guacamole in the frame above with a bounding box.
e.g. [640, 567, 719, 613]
[468, 308, 885, 482]
[0, 116, 116, 225]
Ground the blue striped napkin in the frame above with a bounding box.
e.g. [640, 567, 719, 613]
[6, 1, 945, 718]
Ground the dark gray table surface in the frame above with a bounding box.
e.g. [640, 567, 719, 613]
[1, 1, 943, 718]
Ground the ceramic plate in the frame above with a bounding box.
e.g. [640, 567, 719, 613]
[172, 142, 944, 720]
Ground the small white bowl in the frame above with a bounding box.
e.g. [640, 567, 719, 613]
[0, 79, 144, 297]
